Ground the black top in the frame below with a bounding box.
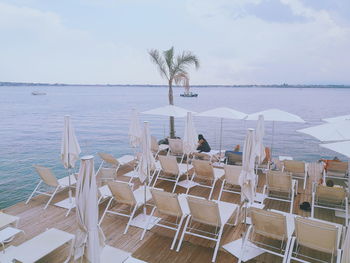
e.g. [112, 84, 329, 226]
[197, 139, 211, 153]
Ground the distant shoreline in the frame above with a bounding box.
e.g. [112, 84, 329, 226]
[0, 81, 349, 88]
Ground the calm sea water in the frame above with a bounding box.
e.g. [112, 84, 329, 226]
[0, 85, 349, 208]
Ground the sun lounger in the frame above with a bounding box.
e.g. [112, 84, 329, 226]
[96, 167, 117, 183]
[311, 183, 348, 226]
[263, 170, 297, 213]
[98, 152, 135, 174]
[167, 138, 185, 163]
[0, 227, 24, 252]
[282, 160, 308, 190]
[26, 165, 77, 209]
[141, 190, 189, 250]
[324, 161, 349, 183]
[99, 181, 152, 234]
[151, 136, 169, 158]
[176, 196, 238, 262]
[218, 164, 242, 201]
[186, 160, 225, 199]
[152, 156, 190, 192]
[11, 228, 74, 263]
[0, 212, 19, 230]
[287, 217, 343, 263]
[239, 208, 293, 263]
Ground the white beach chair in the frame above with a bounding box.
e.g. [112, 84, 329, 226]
[311, 183, 349, 226]
[140, 189, 189, 250]
[218, 164, 242, 201]
[152, 156, 190, 193]
[176, 196, 238, 262]
[10, 228, 74, 263]
[186, 160, 225, 199]
[239, 208, 294, 263]
[26, 165, 77, 209]
[167, 138, 185, 163]
[287, 217, 343, 263]
[0, 212, 19, 230]
[282, 160, 308, 190]
[324, 161, 349, 184]
[98, 152, 135, 175]
[263, 170, 297, 214]
[99, 181, 152, 234]
[96, 167, 118, 183]
[0, 212, 22, 251]
[151, 136, 169, 158]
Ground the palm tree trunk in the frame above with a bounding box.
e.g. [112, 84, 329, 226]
[168, 80, 175, 138]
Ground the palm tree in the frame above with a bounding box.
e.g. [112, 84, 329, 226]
[149, 47, 199, 138]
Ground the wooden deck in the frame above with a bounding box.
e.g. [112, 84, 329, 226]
[1, 161, 346, 263]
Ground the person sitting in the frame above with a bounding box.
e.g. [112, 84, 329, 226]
[197, 134, 211, 153]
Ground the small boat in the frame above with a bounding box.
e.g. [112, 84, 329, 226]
[180, 92, 198, 97]
[178, 74, 198, 97]
[31, 91, 47, 95]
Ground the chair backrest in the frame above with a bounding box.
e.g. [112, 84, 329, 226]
[192, 160, 214, 180]
[33, 165, 59, 187]
[227, 153, 242, 165]
[158, 155, 179, 175]
[223, 164, 241, 185]
[151, 189, 182, 217]
[151, 136, 159, 153]
[294, 217, 338, 254]
[283, 160, 305, 173]
[187, 196, 221, 226]
[327, 161, 348, 173]
[316, 185, 346, 205]
[168, 139, 183, 155]
[266, 170, 292, 193]
[107, 181, 136, 206]
[96, 168, 117, 181]
[98, 152, 119, 166]
[250, 208, 288, 241]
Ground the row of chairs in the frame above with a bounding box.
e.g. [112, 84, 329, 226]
[242, 208, 345, 263]
[98, 180, 240, 263]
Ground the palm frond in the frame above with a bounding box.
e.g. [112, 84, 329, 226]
[148, 49, 169, 80]
[172, 51, 200, 77]
[163, 47, 174, 72]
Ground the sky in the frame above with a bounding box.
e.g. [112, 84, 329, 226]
[0, 0, 349, 85]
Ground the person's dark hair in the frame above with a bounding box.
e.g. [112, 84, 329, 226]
[326, 179, 334, 187]
[198, 134, 204, 140]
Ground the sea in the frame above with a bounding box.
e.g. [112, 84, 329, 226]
[0, 85, 349, 209]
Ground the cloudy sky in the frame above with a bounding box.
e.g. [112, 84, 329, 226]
[0, 0, 349, 85]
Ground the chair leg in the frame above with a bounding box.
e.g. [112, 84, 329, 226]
[99, 198, 113, 225]
[124, 205, 138, 234]
[172, 174, 181, 193]
[141, 207, 156, 240]
[152, 170, 161, 187]
[311, 192, 315, 218]
[212, 225, 224, 262]
[218, 180, 225, 201]
[282, 237, 292, 263]
[286, 237, 296, 263]
[26, 181, 42, 204]
[208, 179, 217, 200]
[290, 187, 295, 214]
[171, 215, 186, 250]
[44, 186, 60, 209]
[176, 216, 191, 252]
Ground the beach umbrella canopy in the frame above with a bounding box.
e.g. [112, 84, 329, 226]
[61, 115, 81, 169]
[319, 141, 350, 158]
[196, 107, 247, 153]
[297, 120, 350, 142]
[196, 107, 247, 119]
[246, 108, 305, 123]
[73, 155, 105, 262]
[254, 115, 266, 164]
[183, 112, 198, 154]
[138, 121, 156, 183]
[239, 128, 257, 204]
[142, 105, 196, 118]
[322, 114, 350, 123]
[128, 109, 142, 148]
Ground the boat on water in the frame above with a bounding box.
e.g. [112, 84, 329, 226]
[178, 73, 198, 97]
[31, 91, 47, 95]
[180, 92, 198, 97]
